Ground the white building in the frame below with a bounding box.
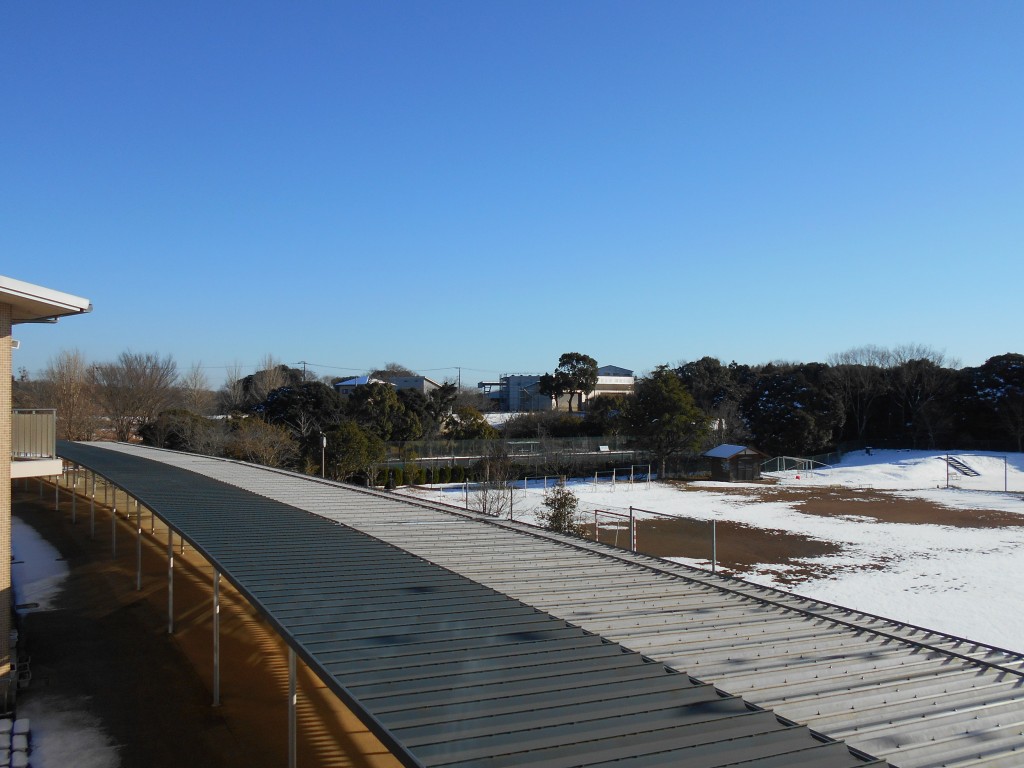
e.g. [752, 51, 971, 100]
[478, 365, 635, 413]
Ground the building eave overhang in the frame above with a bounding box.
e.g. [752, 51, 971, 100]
[0, 275, 92, 324]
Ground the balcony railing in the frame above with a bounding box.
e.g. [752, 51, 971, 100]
[12, 409, 57, 460]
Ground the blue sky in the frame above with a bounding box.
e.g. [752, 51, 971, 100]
[4, 2, 1022, 386]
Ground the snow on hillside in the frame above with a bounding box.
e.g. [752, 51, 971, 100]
[405, 449, 1024, 653]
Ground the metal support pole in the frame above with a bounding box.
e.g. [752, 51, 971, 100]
[288, 647, 297, 768]
[55, 474, 59, 510]
[629, 506, 636, 553]
[167, 529, 174, 634]
[136, 501, 142, 591]
[71, 473, 77, 524]
[90, 472, 96, 539]
[111, 492, 117, 558]
[712, 518, 717, 574]
[213, 571, 221, 707]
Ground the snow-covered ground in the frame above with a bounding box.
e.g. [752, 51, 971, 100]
[406, 449, 1024, 654]
[11, 516, 68, 614]
[11, 516, 119, 768]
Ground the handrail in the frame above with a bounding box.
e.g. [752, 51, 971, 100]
[12, 409, 57, 459]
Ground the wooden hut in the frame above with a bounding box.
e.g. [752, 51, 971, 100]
[702, 444, 769, 482]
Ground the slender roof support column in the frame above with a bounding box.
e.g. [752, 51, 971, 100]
[167, 528, 174, 634]
[54, 470, 59, 510]
[71, 465, 77, 524]
[90, 472, 96, 538]
[135, 499, 142, 592]
[213, 571, 221, 707]
[111, 487, 117, 558]
[288, 646, 297, 768]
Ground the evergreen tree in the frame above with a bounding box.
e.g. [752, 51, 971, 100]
[624, 366, 709, 476]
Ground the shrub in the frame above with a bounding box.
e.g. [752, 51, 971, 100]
[538, 485, 584, 535]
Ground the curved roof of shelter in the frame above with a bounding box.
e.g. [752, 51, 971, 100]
[58, 441, 883, 768]
[62, 443, 1024, 767]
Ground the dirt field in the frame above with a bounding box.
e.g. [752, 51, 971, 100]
[591, 481, 1024, 584]
[13, 485, 400, 768]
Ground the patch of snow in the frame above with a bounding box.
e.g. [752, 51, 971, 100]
[16, 695, 120, 768]
[12, 521, 119, 767]
[11, 517, 68, 613]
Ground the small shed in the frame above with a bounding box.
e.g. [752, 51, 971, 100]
[702, 444, 769, 482]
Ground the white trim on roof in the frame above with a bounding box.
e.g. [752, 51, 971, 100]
[0, 275, 92, 324]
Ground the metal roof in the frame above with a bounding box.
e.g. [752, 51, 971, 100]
[0, 274, 92, 323]
[77, 443, 1024, 768]
[703, 444, 763, 459]
[57, 441, 882, 768]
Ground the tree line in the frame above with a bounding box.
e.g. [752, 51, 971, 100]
[13, 352, 496, 483]
[521, 345, 1024, 457]
[14, 345, 1024, 487]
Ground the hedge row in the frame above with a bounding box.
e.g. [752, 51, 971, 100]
[374, 465, 468, 487]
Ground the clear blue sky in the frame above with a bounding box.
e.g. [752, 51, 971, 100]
[4, 1, 1022, 386]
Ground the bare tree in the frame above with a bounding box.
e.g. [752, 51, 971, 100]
[91, 351, 179, 442]
[886, 345, 958, 448]
[41, 349, 99, 440]
[471, 443, 515, 517]
[248, 354, 288, 405]
[368, 362, 417, 382]
[226, 418, 297, 467]
[179, 362, 215, 415]
[218, 361, 247, 413]
[827, 346, 891, 442]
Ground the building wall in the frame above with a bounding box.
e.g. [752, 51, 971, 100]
[0, 302, 12, 705]
[391, 377, 440, 394]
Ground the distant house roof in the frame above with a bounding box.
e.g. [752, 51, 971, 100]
[334, 376, 389, 389]
[597, 364, 633, 377]
[703, 444, 767, 459]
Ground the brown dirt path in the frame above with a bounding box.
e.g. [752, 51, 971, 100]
[13, 483, 400, 768]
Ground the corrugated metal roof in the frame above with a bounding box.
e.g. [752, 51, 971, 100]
[57, 441, 882, 768]
[84, 443, 1024, 768]
[703, 444, 759, 459]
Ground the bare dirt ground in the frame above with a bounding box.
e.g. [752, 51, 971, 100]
[593, 482, 1024, 584]
[13, 484, 400, 768]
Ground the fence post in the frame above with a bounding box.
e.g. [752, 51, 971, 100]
[629, 506, 636, 553]
[712, 518, 717, 574]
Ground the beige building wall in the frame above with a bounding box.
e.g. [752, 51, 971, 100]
[0, 302, 12, 707]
